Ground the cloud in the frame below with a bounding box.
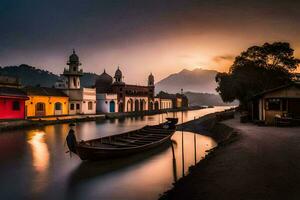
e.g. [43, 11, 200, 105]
[213, 55, 235, 64]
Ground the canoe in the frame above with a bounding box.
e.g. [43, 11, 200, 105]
[66, 117, 178, 161]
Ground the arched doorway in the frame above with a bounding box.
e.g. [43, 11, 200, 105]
[134, 99, 139, 112]
[140, 100, 144, 111]
[109, 101, 115, 113]
[118, 102, 123, 112]
[149, 101, 153, 110]
[154, 101, 159, 110]
[127, 99, 133, 112]
[54, 102, 62, 115]
[36, 102, 46, 116]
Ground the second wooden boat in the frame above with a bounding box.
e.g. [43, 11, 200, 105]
[66, 117, 178, 161]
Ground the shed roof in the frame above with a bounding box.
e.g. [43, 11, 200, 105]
[0, 75, 20, 87]
[252, 82, 300, 99]
[24, 87, 68, 97]
[0, 87, 28, 99]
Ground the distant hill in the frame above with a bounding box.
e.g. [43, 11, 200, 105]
[155, 68, 218, 94]
[185, 91, 238, 106]
[0, 64, 99, 87]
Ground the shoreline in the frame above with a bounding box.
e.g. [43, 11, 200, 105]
[160, 110, 239, 199]
[0, 106, 203, 132]
[160, 111, 300, 200]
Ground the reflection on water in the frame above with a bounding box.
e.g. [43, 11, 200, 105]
[67, 131, 216, 200]
[0, 107, 230, 200]
[28, 131, 49, 172]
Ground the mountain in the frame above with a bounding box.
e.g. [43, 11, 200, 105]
[0, 64, 59, 87]
[185, 92, 238, 106]
[155, 68, 218, 94]
[0, 64, 99, 87]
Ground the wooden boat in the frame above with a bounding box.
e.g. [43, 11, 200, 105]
[66, 117, 178, 161]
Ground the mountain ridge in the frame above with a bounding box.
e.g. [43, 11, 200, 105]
[155, 68, 219, 94]
[0, 64, 99, 87]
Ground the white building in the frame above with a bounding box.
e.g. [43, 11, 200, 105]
[96, 93, 118, 113]
[54, 77, 67, 89]
[160, 98, 173, 109]
[61, 50, 96, 115]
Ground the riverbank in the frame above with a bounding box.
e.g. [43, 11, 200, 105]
[105, 106, 203, 119]
[0, 106, 203, 131]
[0, 114, 105, 132]
[160, 114, 300, 200]
[176, 110, 236, 143]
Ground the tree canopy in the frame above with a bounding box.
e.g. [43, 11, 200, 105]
[216, 42, 300, 107]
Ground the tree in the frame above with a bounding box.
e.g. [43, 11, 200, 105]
[216, 42, 299, 108]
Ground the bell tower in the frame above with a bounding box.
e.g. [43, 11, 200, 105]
[148, 73, 154, 86]
[114, 66, 123, 83]
[148, 73, 155, 98]
[63, 49, 83, 89]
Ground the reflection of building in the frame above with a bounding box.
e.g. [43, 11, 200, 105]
[24, 87, 69, 117]
[62, 50, 96, 115]
[95, 67, 156, 113]
[251, 82, 300, 125]
[27, 131, 49, 172]
[0, 76, 28, 120]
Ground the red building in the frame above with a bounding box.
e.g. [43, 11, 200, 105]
[0, 77, 28, 120]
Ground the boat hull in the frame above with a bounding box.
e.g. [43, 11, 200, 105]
[66, 118, 178, 161]
[76, 133, 174, 160]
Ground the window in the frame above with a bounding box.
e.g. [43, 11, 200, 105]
[88, 102, 93, 110]
[55, 102, 62, 110]
[73, 67, 76, 71]
[73, 78, 76, 87]
[76, 103, 80, 110]
[267, 99, 281, 111]
[282, 99, 287, 111]
[70, 104, 75, 110]
[12, 101, 20, 111]
[36, 103, 45, 111]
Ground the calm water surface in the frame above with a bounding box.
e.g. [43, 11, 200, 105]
[0, 107, 229, 200]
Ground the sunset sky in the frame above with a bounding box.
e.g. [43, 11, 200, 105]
[1, 0, 300, 84]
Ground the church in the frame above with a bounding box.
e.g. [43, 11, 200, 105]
[95, 68, 160, 113]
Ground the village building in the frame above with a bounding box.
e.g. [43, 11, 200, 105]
[0, 76, 28, 120]
[24, 87, 69, 117]
[156, 91, 189, 109]
[0, 76, 21, 88]
[61, 50, 96, 115]
[148, 97, 160, 111]
[96, 93, 118, 113]
[95, 68, 157, 113]
[251, 82, 300, 125]
[95, 70, 117, 113]
[160, 98, 173, 109]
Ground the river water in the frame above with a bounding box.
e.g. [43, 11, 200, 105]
[0, 107, 229, 200]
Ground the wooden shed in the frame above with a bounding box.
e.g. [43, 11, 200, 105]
[251, 82, 300, 125]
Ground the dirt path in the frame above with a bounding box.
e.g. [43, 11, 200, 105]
[162, 117, 300, 200]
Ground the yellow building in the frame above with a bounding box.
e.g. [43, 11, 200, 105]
[24, 87, 69, 117]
